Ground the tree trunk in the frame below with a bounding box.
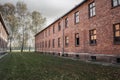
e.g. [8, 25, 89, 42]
[21, 26, 25, 53]
[9, 38, 12, 52]
[10, 33, 13, 52]
[21, 21, 25, 53]
[29, 46, 31, 52]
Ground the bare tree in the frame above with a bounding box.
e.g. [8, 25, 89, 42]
[0, 2, 46, 52]
[0, 3, 17, 52]
[32, 11, 46, 34]
[16, 1, 27, 52]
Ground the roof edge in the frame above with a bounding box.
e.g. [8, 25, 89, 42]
[35, 0, 87, 37]
[0, 13, 9, 35]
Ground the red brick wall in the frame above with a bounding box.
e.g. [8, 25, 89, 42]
[0, 20, 8, 51]
[35, 0, 120, 55]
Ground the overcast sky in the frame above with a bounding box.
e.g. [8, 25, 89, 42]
[0, 0, 83, 26]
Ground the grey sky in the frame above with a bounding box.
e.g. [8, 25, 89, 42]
[0, 0, 83, 26]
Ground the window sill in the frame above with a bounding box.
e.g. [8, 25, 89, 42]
[65, 45, 69, 47]
[90, 44, 97, 46]
[65, 26, 68, 28]
[74, 22, 80, 25]
[114, 42, 120, 45]
[111, 5, 120, 9]
[75, 45, 80, 47]
[89, 15, 96, 19]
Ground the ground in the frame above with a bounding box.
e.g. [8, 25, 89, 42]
[0, 52, 120, 80]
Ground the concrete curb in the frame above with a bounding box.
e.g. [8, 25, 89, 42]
[57, 56, 120, 67]
[0, 53, 8, 60]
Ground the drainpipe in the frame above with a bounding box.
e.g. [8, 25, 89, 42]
[61, 18, 64, 55]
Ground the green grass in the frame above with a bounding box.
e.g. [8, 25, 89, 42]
[0, 52, 120, 80]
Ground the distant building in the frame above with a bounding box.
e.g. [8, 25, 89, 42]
[35, 0, 120, 63]
[0, 13, 9, 54]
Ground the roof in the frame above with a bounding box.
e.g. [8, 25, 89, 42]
[0, 13, 9, 35]
[35, 0, 88, 37]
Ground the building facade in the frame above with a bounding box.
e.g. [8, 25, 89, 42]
[35, 0, 120, 63]
[0, 13, 9, 54]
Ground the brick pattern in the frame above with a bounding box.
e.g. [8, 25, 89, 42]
[0, 15, 8, 52]
[35, 0, 120, 56]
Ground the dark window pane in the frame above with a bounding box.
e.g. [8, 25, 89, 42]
[58, 38, 60, 47]
[49, 40, 50, 48]
[58, 22, 61, 31]
[75, 33, 80, 46]
[65, 18, 68, 27]
[76, 38, 79, 45]
[53, 39, 55, 48]
[114, 37, 120, 43]
[53, 26, 55, 33]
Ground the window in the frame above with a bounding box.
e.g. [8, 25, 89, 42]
[89, 2, 96, 17]
[112, 0, 120, 7]
[44, 32, 45, 38]
[41, 42, 42, 48]
[113, 23, 120, 44]
[53, 25, 55, 34]
[65, 17, 68, 28]
[116, 58, 120, 63]
[58, 22, 61, 31]
[49, 40, 50, 48]
[45, 41, 47, 48]
[42, 41, 44, 48]
[65, 36, 69, 46]
[89, 29, 97, 45]
[43, 32, 44, 38]
[49, 28, 50, 36]
[91, 56, 96, 61]
[75, 33, 80, 46]
[52, 39, 55, 48]
[40, 42, 41, 48]
[58, 38, 60, 47]
[46, 30, 47, 37]
[74, 11, 79, 24]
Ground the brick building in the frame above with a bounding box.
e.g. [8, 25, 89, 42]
[0, 13, 9, 54]
[35, 0, 120, 63]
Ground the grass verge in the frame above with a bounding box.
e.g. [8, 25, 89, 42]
[0, 52, 120, 80]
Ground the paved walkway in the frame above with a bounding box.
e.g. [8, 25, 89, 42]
[0, 53, 8, 60]
[58, 56, 120, 68]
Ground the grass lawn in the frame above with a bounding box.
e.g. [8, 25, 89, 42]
[0, 52, 120, 80]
